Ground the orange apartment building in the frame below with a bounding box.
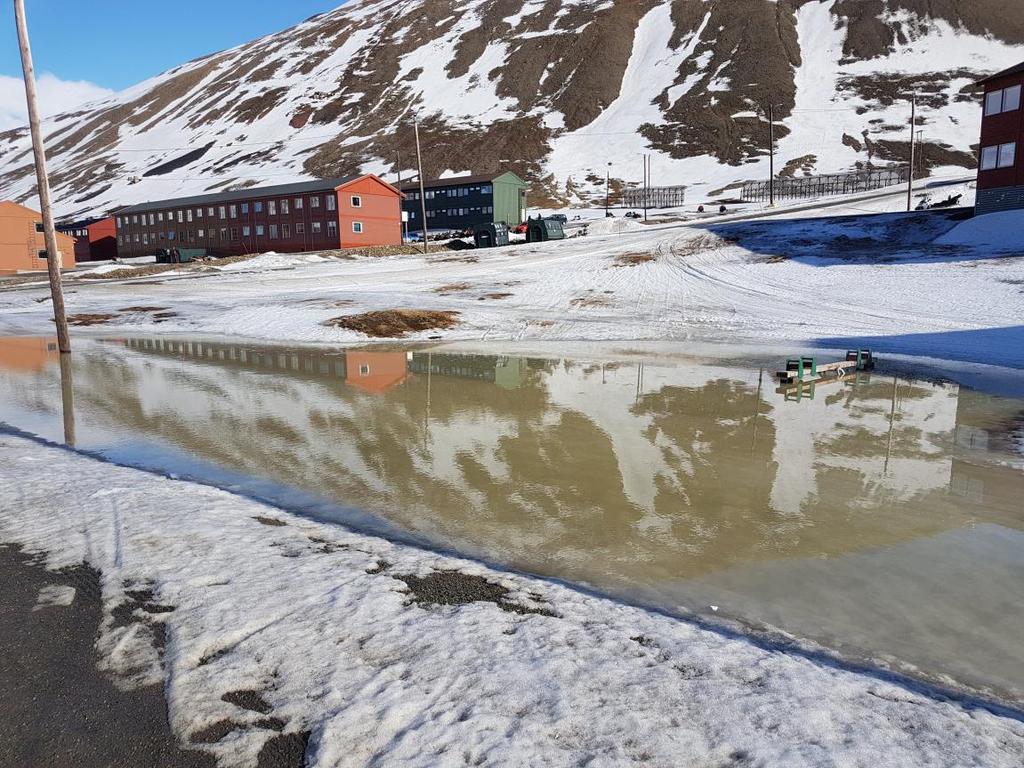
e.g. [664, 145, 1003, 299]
[115, 175, 403, 258]
[0, 201, 76, 274]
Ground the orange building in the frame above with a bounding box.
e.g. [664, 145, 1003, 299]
[337, 176, 404, 248]
[0, 201, 76, 274]
[346, 351, 409, 394]
[0, 336, 59, 372]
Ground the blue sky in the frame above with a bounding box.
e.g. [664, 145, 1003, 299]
[0, 1, 337, 128]
[1, 1, 336, 89]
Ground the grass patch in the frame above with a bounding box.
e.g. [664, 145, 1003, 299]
[433, 282, 472, 294]
[613, 252, 657, 267]
[324, 309, 460, 338]
[66, 313, 117, 326]
[478, 293, 513, 300]
[570, 296, 612, 309]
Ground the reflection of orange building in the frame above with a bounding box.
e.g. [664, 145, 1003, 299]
[1, 201, 76, 274]
[345, 351, 409, 394]
[0, 337, 59, 372]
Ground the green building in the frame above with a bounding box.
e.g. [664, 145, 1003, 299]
[400, 172, 528, 233]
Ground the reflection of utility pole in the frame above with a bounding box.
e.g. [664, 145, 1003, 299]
[423, 351, 432, 451]
[751, 368, 764, 452]
[884, 375, 898, 475]
[635, 362, 644, 403]
[15, 0, 70, 353]
[59, 351, 75, 447]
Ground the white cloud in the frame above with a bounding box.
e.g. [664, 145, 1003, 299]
[0, 72, 114, 131]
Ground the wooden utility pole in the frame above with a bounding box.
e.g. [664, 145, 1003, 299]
[413, 119, 429, 254]
[14, 0, 70, 353]
[906, 94, 917, 212]
[768, 103, 775, 208]
[642, 154, 648, 221]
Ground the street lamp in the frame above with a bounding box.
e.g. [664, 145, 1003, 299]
[605, 162, 612, 216]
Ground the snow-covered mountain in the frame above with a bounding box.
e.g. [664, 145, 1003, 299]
[1, 0, 1022, 218]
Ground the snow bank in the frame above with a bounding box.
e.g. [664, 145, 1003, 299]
[584, 217, 645, 236]
[214, 251, 331, 272]
[79, 262, 141, 276]
[1, 436, 1023, 767]
[935, 211, 1024, 251]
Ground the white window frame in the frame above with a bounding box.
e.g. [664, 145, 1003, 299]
[268, 200, 277, 216]
[998, 142, 1017, 169]
[350, 195, 361, 208]
[352, 221, 363, 234]
[1005, 84, 1022, 113]
[986, 85, 1022, 116]
[981, 145, 1000, 171]
[310, 195, 321, 209]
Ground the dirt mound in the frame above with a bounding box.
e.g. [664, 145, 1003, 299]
[324, 309, 460, 338]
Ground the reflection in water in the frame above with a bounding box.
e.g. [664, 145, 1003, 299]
[1, 336, 1023, 701]
[59, 352, 75, 448]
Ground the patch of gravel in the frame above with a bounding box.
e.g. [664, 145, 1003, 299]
[394, 570, 557, 617]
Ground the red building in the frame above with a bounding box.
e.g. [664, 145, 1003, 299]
[57, 216, 118, 262]
[976, 62, 1023, 216]
[115, 175, 402, 258]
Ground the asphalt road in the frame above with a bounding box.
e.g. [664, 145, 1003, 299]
[0, 544, 216, 768]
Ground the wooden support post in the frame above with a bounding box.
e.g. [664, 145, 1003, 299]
[14, 0, 70, 353]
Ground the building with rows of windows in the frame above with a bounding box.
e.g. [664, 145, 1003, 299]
[399, 171, 528, 234]
[115, 175, 402, 258]
[976, 62, 1023, 216]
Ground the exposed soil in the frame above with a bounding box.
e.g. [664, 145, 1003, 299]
[394, 570, 556, 617]
[252, 516, 288, 527]
[324, 309, 461, 338]
[119, 306, 169, 313]
[255, 732, 310, 768]
[67, 313, 118, 326]
[77, 265, 181, 281]
[222, 690, 272, 715]
[478, 292, 514, 300]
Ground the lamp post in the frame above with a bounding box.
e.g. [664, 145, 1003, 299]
[605, 162, 612, 215]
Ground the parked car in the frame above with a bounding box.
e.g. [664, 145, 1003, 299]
[513, 223, 528, 234]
